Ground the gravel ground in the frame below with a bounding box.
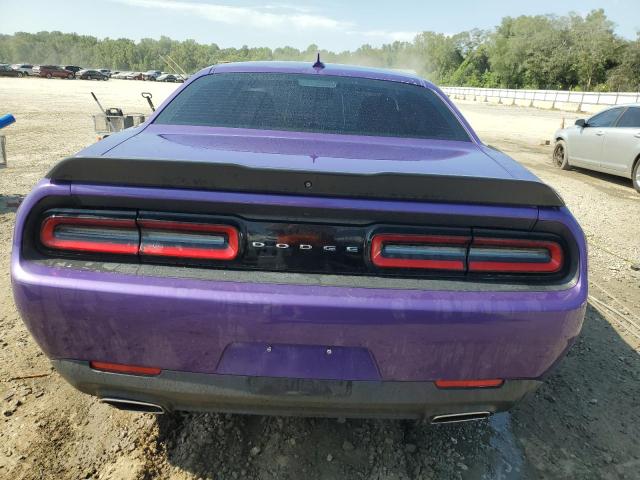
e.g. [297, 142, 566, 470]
[0, 78, 639, 480]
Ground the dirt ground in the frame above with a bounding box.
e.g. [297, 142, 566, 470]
[0, 77, 639, 480]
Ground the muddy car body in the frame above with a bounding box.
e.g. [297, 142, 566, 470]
[11, 62, 587, 420]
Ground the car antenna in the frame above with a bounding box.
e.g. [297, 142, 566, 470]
[312, 52, 325, 69]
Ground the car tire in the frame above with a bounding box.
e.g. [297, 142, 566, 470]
[553, 140, 571, 170]
[68, 74, 74, 79]
[17, 72, 23, 78]
[103, 77, 108, 81]
[632, 159, 640, 193]
[46, 73, 52, 79]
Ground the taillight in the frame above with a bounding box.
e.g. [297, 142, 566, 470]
[39, 210, 240, 262]
[40, 213, 138, 255]
[468, 237, 563, 273]
[435, 379, 504, 389]
[370, 231, 564, 275]
[37, 209, 567, 279]
[138, 219, 239, 260]
[90, 361, 161, 376]
[370, 233, 470, 271]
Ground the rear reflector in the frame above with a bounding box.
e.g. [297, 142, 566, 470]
[435, 379, 504, 389]
[468, 237, 563, 273]
[371, 233, 470, 271]
[40, 215, 138, 255]
[89, 361, 161, 376]
[138, 219, 239, 260]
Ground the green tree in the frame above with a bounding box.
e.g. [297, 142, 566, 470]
[413, 32, 463, 83]
[569, 10, 620, 89]
[0, 10, 636, 91]
[607, 35, 640, 91]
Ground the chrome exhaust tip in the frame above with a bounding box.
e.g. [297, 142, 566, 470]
[100, 397, 165, 414]
[431, 411, 491, 424]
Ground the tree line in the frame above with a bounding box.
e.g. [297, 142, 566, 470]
[1, 9, 638, 91]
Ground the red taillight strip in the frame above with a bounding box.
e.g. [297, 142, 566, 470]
[138, 219, 239, 260]
[371, 233, 470, 271]
[435, 379, 504, 389]
[90, 361, 161, 376]
[468, 237, 563, 273]
[40, 216, 139, 255]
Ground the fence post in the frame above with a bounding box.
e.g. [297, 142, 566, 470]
[0, 135, 6, 168]
[551, 91, 559, 110]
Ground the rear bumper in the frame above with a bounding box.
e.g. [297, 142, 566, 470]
[13, 257, 586, 382]
[54, 359, 541, 419]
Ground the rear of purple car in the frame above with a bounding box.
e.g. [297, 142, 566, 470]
[11, 62, 587, 421]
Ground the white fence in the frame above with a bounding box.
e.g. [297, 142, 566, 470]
[441, 86, 640, 112]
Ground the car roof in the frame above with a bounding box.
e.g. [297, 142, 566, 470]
[209, 61, 430, 87]
[591, 103, 640, 115]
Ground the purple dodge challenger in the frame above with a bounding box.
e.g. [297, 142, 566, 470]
[11, 62, 587, 421]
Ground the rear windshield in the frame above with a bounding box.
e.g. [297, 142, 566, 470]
[154, 73, 470, 141]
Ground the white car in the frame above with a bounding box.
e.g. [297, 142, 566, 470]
[553, 104, 640, 192]
[11, 63, 34, 76]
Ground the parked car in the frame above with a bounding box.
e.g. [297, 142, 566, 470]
[78, 69, 109, 80]
[553, 104, 640, 192]
[0, 64, 26, 77]
[125, 71, 143, 80]
[12, 61, 587, 420]
[156, 73, 184, 83]
[64, 65, 82, 74]
[143, 70, 163, 81]
[11, 63, 34, 76]
[39, 65, 75, 79]
[98, 69, 111, 77]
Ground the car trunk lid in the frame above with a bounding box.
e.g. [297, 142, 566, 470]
[52, 126, 563, 207]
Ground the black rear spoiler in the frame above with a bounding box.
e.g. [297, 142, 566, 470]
[47, 156, 564, 207]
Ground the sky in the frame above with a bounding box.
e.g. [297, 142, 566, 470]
[1, 0, 639, 51]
